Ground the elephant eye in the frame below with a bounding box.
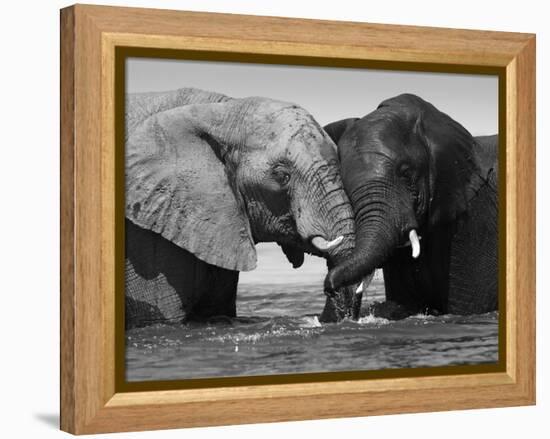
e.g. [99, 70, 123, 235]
[274, 170, 291, 187]
[398, 163, 414, 181]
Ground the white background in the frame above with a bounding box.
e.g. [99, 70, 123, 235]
[0, 1, 546, 438]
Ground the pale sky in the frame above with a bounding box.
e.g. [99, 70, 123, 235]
[126, 57, 499, 285]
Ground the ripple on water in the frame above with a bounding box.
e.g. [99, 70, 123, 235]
[125, 283, 499, 381]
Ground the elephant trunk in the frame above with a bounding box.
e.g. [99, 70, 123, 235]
[324, 168, 415, 295]
[324, 202, 399, 293]
[318, 226, 358, 323]
[294, 160, 359, 323]
[294, 155, 357, 265]
[319, 180, 399, 322]
[318, 197, 356, 269]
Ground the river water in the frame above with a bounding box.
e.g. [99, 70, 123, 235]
[125, 256, 499, 381]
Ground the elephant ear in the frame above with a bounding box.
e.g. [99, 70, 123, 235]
[381, 94, 483, 226]
[126, 88, 232, 137]
[125, 105, 257, 272]
[323, 118, 359, 145]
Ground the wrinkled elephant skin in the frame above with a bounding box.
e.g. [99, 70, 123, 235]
[323, 94, 498, 317]
[125, 88, 356, 328]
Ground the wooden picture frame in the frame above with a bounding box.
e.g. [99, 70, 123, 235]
[60, 4, 536, 434]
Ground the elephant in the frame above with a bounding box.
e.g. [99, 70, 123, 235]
[322, 93, 498, 319]
[124, 88, 357, 328]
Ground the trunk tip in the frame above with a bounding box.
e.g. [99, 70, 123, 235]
[323, 270, 338, 295]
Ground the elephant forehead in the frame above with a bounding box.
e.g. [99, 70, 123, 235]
[272, 109, 330, 145]
[268, 125, 337, 166]
[250, 100, 317, 131]
[236, 99, 336, 161]
[349, 113, 414, 157]
[246, 113, 326, 147]
[294, 127, 337, 160]
[362, 109, 411, 138]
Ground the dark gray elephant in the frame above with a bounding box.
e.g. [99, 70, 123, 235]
[322, 94, 498, 319]
[125, 88, 356, 328]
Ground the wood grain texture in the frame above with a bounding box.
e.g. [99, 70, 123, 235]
[60, 4, 536, 434]
[511, 37, 536, 398]
[82, 4, 530, 67]
[101, 27, 117, 410]
[60, 6, 75, 433]
[75, 5, 104, 429]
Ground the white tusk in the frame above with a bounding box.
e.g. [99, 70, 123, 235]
[311, 235, 343, 251]
[355, 271, 375, 295]
[409, 229, 421, 259]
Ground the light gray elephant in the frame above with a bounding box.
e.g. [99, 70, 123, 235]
[125, 88, 357, 328]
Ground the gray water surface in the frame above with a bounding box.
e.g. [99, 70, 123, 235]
[125, 276, 499, 381]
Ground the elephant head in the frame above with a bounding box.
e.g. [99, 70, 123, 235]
[323, 94, 488, 297]
[126, 89, 356, 282]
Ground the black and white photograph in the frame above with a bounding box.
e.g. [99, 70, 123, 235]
[124, 58, 499, 382]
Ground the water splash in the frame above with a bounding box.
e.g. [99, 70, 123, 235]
[126, 284, 498, 381]
[300, 316, 322, 328]
[357, 313, 390, 325]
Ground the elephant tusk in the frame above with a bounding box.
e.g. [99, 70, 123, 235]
[311, 235, 344, 252]
[409, 229, 421, 259]
[355, 270, 375, 295]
